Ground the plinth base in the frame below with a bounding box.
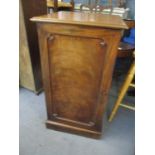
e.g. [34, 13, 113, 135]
[46, 120, 102, 139]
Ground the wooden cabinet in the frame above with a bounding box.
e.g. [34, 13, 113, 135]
[31, 11, 127, 138]
[19, 0, 46, 93]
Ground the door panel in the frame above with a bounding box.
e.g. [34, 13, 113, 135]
[47, 34, 107, 126]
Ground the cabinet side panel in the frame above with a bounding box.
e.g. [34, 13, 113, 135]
[37, 25, 53, 118]
[95, 31, 122, 129]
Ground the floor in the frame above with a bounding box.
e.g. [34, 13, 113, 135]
[19, 77, 135, 155]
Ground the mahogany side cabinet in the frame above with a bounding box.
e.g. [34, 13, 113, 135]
[31, 11, 127, 138]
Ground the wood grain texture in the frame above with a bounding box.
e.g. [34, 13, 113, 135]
[48, 34, 106, 125]
[32, 11, 127, 138]
[31, 11, 128, 29]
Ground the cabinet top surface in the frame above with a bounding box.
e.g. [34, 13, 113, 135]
[31, 11, 128, 29]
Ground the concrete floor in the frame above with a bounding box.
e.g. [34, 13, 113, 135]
[19, 78, 135, 155]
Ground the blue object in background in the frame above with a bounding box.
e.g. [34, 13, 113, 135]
[123, 28, 135, 45]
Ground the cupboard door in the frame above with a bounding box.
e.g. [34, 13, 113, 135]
[47, 34, 107, 127]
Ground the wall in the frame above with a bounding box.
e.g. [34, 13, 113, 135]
[126, 0, 135, 19]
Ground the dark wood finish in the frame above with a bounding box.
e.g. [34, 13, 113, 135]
[20, 0, 47, 93]
[31, 11, 127, 138]
[117, 20, 135, 58]
[117, 42, 135, 57]
[113, 20, 135, 79]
